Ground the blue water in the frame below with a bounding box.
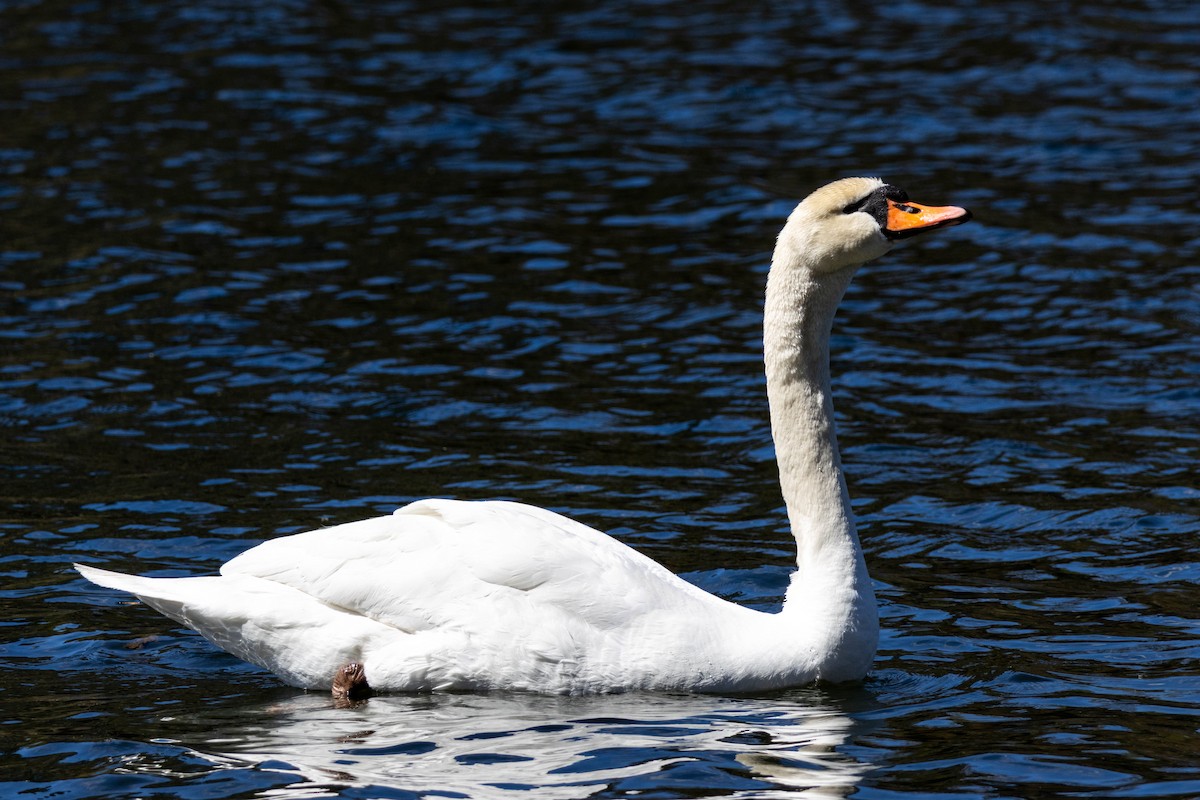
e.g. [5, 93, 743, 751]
[3, 0, 1199, 797]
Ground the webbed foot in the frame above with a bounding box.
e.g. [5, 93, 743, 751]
[332, 662, 373, 707]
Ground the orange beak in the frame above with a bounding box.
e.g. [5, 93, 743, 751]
[885, 199, 972, 239]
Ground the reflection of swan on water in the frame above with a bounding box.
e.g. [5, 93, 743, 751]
[77, 178, 970, 694]
[165, 692, 871, 799]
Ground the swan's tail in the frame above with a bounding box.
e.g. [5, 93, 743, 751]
[75, 563, 226, 631]
[74, 563, 398, 689]
[76, 563, 173, 594]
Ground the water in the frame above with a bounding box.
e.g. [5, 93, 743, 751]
[2, 0, 1199, 796]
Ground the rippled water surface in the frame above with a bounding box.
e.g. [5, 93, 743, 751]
[3, 0, 1199, 797]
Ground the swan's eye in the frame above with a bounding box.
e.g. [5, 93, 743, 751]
[842, 197, 869, 214]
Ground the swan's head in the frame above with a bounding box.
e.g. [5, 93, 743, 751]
[775, 177, 972, 275]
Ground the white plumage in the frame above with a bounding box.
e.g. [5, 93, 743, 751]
[77, 178, 970, 694]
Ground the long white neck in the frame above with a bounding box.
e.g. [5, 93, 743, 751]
[764, 242, 878, 676]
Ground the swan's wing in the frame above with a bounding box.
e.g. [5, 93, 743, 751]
[219, 499, 746, 690]
[220, 499, 723, 638]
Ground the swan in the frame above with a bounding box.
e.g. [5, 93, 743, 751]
[76, 177, 971, 696]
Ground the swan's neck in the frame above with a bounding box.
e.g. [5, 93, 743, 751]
[764, 257, 877, 669]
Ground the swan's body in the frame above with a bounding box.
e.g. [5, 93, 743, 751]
[81, 499, 834, 692]
[77, 178, 970, 694]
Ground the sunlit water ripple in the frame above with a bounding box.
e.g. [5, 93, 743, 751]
[2, 0, 1199, 797]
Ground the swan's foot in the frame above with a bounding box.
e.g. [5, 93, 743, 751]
[332, 662, 373, 707]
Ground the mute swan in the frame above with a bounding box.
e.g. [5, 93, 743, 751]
[76, 178, 971, 695]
